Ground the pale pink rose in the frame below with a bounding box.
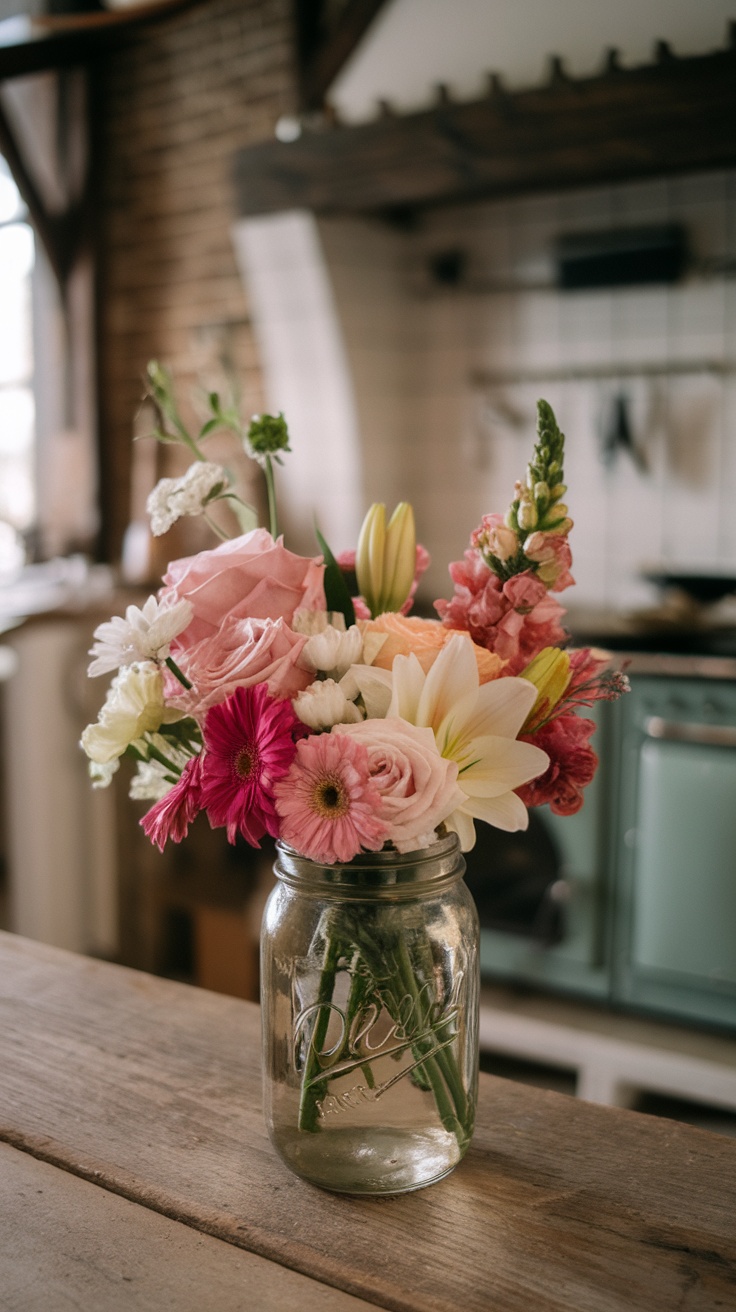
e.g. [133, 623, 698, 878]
[334, 717, 464, 853]
[160, 528, 325, 651]
[166, 615, 312, 716]
[523, 531, 575, 592]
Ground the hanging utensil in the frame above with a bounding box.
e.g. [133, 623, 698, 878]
[601, 391, 648, 473]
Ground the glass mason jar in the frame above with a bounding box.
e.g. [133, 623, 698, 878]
[260, 833, 479, 1196]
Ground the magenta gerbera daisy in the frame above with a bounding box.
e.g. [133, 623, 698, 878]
[274, 732, 388, 864]
[199, 683, 299, 845]
[141, 754, 204, 852]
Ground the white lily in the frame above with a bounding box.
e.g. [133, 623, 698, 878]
[387, 632, 549, 848]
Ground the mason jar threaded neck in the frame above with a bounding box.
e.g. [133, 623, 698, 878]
[273, 832, 465, 898]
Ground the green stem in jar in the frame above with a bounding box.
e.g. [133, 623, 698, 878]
[399, 932, 469, 1131]
[297, 933, 342, 1134]
[348, 915, 466, 1142]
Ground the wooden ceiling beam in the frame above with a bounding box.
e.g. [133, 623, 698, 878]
[235, 36, 736, 219]
[295, 0, 390, 112]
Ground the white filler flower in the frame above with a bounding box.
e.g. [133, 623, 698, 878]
[146, 461, 228, 536]
[88, 595, 193, 677]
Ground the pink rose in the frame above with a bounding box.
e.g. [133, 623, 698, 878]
[160, 528, 326, 650]
[334, 717, 464, 853]
[167, 615, 312, 716]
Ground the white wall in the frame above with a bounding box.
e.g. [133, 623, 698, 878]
[331, 0, 735, 121]
[237, 167, 736, 613]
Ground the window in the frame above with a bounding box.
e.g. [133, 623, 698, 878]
[0, 155, 34, 573]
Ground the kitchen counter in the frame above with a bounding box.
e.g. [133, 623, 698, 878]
[1, 931, 735, 1311]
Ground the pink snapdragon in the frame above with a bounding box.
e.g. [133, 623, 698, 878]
[435, 551, 568, 673]
[523, 530, 575, 591]
[470, 513, 518, 564]
[516, 714, 598, 816]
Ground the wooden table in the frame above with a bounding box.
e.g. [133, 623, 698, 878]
[1, 932, 735, 1311]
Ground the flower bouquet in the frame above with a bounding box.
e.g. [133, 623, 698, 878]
[82, 366, 627, 1192]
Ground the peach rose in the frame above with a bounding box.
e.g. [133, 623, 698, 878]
[334, 718, 464, 853]
[362, 612, 504, 684]
[167, 615, 312, 716]
[160, 528, 325, 651]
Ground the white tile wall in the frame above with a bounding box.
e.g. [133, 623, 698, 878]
[235, 169, 736, 613]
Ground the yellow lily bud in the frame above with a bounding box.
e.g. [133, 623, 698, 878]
[519, 647, 572, 732]
[384, 501, 416, 613]
[355, 501, 416, 617]
[355, 502, 384, 617]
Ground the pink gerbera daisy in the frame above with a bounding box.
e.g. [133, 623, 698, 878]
[141, 754, 204, 852]
[199, 683, 299, 845]
[274, 733, 388, 864]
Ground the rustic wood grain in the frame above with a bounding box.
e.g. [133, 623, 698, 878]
[1, 932, 735, 1312]
[0, 1141, 379, 1311]
[234, 45, 736, 218]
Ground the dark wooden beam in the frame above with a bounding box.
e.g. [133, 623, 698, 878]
[235, 39, 736, 218]
[295, 0, 390, 112]
[0, 1, 196, 81]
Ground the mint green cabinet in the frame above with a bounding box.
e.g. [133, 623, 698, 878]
[477, 672, 736, 1032]
[613, 677, 736, 1029]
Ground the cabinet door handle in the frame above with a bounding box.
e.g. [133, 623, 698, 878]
[645, 716, 736, 747]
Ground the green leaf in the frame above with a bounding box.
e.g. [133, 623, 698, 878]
[198, 418, 221, 438]
[223, 495, 259, 534]
[315, 526, 355, 628]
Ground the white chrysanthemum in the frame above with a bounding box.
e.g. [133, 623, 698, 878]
[88, 596, 194, 677]
[293, 678, 363, 731]
[80, 663, 182, 765]
[388, 633, 549, 848]
[301, 623, 364, 679]
[146, 461, 228, 536]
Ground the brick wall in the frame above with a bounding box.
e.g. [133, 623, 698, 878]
[94, 0, 297, 561]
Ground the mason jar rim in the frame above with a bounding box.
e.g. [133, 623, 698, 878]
[273, 832, 466, 898]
